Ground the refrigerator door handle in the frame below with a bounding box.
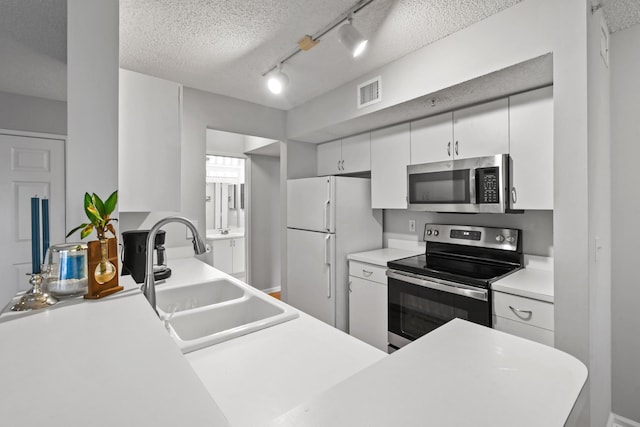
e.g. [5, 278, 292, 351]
[323, 199, 331, 231]
[325, 234, 332, 298]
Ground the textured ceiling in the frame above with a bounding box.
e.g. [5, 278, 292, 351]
[120, 0, 522, 110]
[602, 0, 640, 33]
[0, 0, 67, 100]
[1, 0, 639, 105]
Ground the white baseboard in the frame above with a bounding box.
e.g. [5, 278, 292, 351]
[262, 286, 281, 294]
[608, 413, 640, 427]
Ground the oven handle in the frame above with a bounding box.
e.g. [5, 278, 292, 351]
[386, 270, 489, 302]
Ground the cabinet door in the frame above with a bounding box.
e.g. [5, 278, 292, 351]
[371, 123, 410, 209]
[509, 86, 554, 210]
[341, 133, 371, 174]
[349, 276, 387, 351]
[452, 98, 509, 160]
[410, 112, 453, 164]
[212, 239, 233, 274]
[119, 69, 181, 212]
[231, 237, 245, 274]
[317, 140, 342, 176]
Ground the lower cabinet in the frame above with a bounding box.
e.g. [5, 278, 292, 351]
[212, 237, 245, 275]
[348, 261, 388, 352]
[492, 291, 554, 347]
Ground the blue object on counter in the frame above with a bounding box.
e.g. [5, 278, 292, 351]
[31, 197, 40, 274]
[42, 198, 49, 261]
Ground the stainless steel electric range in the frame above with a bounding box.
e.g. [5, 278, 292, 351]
[387, 224, 523, 351]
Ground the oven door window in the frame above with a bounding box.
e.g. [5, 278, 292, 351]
[408, 169, 470, 204]
[388, 277, 490, 342]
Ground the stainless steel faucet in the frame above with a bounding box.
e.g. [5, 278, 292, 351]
[142, 216, 207, 312]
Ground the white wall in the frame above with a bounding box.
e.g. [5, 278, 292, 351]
[586, 8, 612, 427]
[206, 128, 244, 155]
[610, 23, 640, 424]
[66, 0, 119, 236]
[248, 155, 281, 291]
[119, 87, 286, 249]
[0, 91, 66, 136]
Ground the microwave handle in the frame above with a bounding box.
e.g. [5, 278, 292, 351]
[470, 168, 477, 204]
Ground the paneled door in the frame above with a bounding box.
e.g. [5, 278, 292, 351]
[0, 133, 65, 309]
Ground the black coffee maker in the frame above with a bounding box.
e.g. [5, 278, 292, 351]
[121, 230, 172, 283]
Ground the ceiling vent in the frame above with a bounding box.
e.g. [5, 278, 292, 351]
[357, 76, 381, 109]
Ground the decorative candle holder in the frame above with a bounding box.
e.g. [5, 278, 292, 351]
[10, 273, 59, 312]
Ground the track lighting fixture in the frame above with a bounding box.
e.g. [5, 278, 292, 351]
[267, 64, 289, 95]
[338, 18, 368, 58]
[262, 0, 376, 95]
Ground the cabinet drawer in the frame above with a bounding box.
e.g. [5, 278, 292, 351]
[493, 315, 554, 347]
[349, 261, 387, 284]
[493, 291, 554, 331]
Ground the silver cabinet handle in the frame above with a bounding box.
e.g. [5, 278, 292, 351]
[447, 141, 451, 156]
[455, 140, 459, 155]
[362, 269, 373, 277]
[337, 160, 340, 171]
[341, 160, 345, 171]
[349, 281, 352, 293]
[511, 187, 517, 204]
[509, 305, 533, 320]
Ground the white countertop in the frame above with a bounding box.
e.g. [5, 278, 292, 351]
[268, 319, 587, 427]
[1, 257, 584, 427]
[347, 247, 423, 267]
[492, 255, 554, 303]
[0, 280, 230, 426]
[187, 312, 385, 427]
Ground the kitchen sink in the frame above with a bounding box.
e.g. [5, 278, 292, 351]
[156, 278, 244, 314]
[157, 276, 298, 353]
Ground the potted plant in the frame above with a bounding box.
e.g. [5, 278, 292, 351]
[67, 191, 122, 297]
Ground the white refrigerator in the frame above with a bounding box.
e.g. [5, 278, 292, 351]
[286, 176, 382, 331]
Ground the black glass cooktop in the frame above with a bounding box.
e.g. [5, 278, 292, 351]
[387, 252, 520, 289]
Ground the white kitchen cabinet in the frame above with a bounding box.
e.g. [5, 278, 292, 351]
[317, 133, 370, 176]
[119, 69, 182, 212]
[349, 261, 388, 352]
[317, 140, 342, 176]
[492, 290, 554, 347]
[371, 123, 410, 209]
[509, 86, 554, 210]
[452, 98, 509, 160]
[212, 237, 245, 275]
[410, 112, 453, 164]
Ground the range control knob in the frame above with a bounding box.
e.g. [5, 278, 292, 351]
[433, 230, 439, 237]
[506, 236, 516, 244]
[495, 235, 505, 243]
[426, 229, 433, 236]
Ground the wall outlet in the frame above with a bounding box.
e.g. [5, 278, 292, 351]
[409, 220, 416, 232]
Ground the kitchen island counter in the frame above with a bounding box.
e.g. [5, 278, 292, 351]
[0, 258, 585, 427]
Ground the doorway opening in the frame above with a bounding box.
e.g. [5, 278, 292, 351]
[205, 155, 246, 281]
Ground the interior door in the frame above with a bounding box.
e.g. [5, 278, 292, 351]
[286, 228, 335, 326]
[286, 177, 334, 232]
[0, 133, 65, 309]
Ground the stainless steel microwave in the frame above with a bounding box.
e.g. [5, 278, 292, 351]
[407, 154, 510, 213]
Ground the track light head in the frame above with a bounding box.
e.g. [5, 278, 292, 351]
[267, 65, 289, 94]
[338, 21, 368, 58]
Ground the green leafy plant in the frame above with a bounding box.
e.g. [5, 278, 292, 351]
[66, 190, 118, 240]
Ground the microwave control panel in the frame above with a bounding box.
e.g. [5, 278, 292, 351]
[476, 167, 500, 204]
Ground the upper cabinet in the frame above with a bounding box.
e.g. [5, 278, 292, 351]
[410, 99, 509, 165]
[509, 86, 554, 210]
[371, 123, 410, 209]
[119, 69, 182, 212]
[452, 98, 509, 160]
[410, 112, 453, 164]
[317, 140, 342, 176]
[317, 133, 370, 176]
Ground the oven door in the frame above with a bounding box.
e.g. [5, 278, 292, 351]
[387, 270, 491, 350]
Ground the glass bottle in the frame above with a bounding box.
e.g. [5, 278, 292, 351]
[94, 239, 116, 284]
